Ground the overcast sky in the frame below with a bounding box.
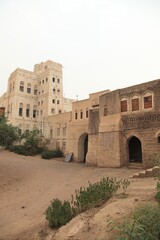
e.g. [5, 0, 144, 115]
[0, 0, 160, 100]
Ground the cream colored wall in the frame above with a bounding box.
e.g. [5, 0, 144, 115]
[46, 112, 72, 152]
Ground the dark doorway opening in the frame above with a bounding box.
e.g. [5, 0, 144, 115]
[78, 133, 88, 163]
[84, 135, 88, 162]
[129, 136, 142, 162]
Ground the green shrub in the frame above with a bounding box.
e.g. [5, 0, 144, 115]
[53, 149, 63, 157]
[45, 177, 129, 228]
[41, 149, 63, 159]
[115, 204, 160, 240]
[71, 177, 121, 213]
[12, 145, 29, 156]
[45, 199, 75, 228]
[41, 150, 55, 159]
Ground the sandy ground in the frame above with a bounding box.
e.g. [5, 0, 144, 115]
[0, 150, 157, 240]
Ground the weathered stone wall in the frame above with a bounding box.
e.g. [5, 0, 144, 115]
[97, 131, 122, 167]
[86, 134, 98, 166]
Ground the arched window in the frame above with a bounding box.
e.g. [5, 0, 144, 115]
[19, 81, 24, 92]
[86, 108, 89, 118]
[27, 83, 31, 94]
[33, 105, 37, 118]
[80, 109, 83, 119]
[75, 110, 78, 120]
[26, 104, 30, 117]
[19, 103, 23, 116]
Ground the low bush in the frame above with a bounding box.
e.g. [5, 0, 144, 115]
[11, 145, 45, 156]
[115, 204, 160, 240]
[11, 145, 29, 156]
[41, 149, 63, 159]
[45, 199, 75, 228]
[41, 150, 55, 159]
[53, 149, 63, 157]
[46, 177, 127, 228]
[71, 177, 121, 213]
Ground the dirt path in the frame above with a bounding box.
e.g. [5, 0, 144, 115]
[0, 150, 157, 240]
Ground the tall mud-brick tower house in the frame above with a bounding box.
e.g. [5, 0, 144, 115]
[3, 60, 68, 137]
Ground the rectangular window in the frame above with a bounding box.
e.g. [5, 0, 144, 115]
[52, 78, 55, 82]
[121, 100, 127, 112]
[27, 88, 31, 94]
[26, 109, 30, 117]
[75, 112, 78, 120]
[19, 108, 23, 116]
[80, 111, 83, 119]
[20, 86, 24, 92]
[144, 96, 152, 109]
[33, 110, 36, 118]
[34, 89, 38, 95]
[46, 78, 48, 82]
[86, 109, 89, 118]
[52, 99, 55, 104]
[57, 79, 60, 83]
[132, 98, 139, 111]
[57, 100, 60, 104]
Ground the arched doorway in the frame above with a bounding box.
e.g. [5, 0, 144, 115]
[129, 136, 142, 162]
[78, 133, 88, 162]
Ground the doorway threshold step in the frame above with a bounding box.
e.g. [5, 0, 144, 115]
[128, 163, 142, 169]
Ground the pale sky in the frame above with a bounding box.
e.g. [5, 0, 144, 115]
[1, 0, 160, 100]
